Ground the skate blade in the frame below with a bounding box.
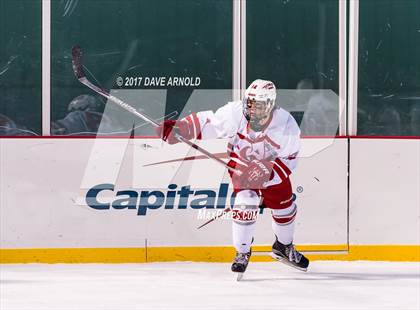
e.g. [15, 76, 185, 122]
[270, 252, 307, 272]
[234, 272, 244, 281]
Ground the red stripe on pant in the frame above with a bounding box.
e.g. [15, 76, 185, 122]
[272, 163, 288, 181]
[272, 209, 297, 225]
[272, 214, 296, 225]
[274, 158, 291, 176]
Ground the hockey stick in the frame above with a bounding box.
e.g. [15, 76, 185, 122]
[71, 45, 240, 174]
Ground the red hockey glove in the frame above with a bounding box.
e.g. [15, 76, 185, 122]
[241, 159, 273, 189]
[155, 119, 193, 145]
[227, 159, 249, 190]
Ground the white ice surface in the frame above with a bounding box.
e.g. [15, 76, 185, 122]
[1, 261, 419, 310]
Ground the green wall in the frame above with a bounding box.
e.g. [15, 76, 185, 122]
[247, 0, 339, 93]
[358, 0, 420, 135]
[0, 0, 419, 136]
[0, 0, 41, 135]
[51, 0, 232, 134]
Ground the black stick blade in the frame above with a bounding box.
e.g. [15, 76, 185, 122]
[71, 45, 86, 79]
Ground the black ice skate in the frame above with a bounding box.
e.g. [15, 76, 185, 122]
[271, 239, 309, 272]
[231, 250, 252, 281]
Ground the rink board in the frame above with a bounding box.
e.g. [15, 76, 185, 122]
[1, 245, 419, 263]
[349, 138, 420, 245]
[0, 138, 419, 262]
[0, 138, 347, 254]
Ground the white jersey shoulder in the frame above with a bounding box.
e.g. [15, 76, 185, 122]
[196, 100, 245, 139]
[266, 108, 301, 151]
[191, 102, 300, 172]
[267, 108, 301, 171]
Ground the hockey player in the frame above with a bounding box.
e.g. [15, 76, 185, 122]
[156, 79, 309, 275]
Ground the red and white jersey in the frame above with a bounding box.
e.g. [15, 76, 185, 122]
[183, 101, 301, 187]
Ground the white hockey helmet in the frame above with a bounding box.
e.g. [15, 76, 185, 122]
[243, 79, 277, 122]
